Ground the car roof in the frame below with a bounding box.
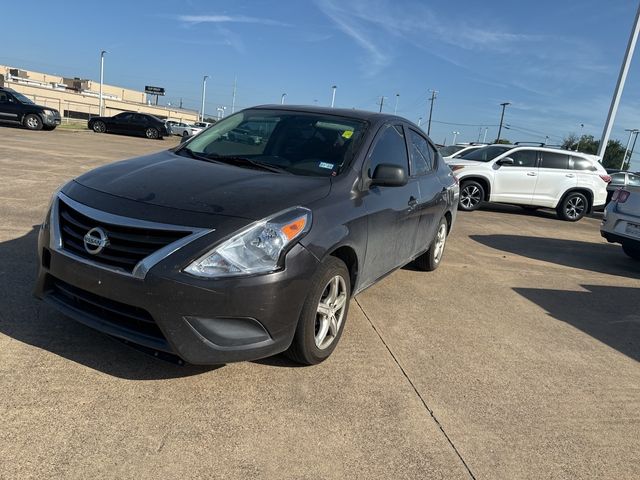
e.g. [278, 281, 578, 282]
[479, 143, 600, 159]
[251, 104, 412, 124]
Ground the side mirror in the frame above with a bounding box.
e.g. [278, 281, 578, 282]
[497, 157, 515, 166]
[179, 134, 192, 144]
[371, 164, 408, 187]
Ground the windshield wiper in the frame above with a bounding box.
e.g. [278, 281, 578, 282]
[178, 147, 221, 164]
[206, 155, 289, 174]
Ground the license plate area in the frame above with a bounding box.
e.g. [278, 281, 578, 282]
[625, 222, 640, 237]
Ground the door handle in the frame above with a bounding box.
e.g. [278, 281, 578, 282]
[565, 174, 575, 178]
[408, 196, 418, 209]
[526, 172, 537, 176]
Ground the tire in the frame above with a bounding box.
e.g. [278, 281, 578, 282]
[459, 180, 485, 211]
[42, 125, 56, 131]
[622, 243, 640, 260]
[285, 256, 351, 365]
[145, 127, 159, 139]
[23, 114, 43, 131]
[415, 217, 448, 271]
[182, 130, 190, 138]
[92, 121, 106, 133]
[557, 192, 588, 221]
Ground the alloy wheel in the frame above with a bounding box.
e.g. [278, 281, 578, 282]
[565, 196, 585, 220]
[93, 122, 106, 133]
[315, 275, 347, 350]
[433, 222, 447, 264]
[146, 128, 159, 139]
[460, 185, 481, 209]
[26, 116, 41, 129]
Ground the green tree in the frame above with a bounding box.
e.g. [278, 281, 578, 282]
[495, 138, 511, 144]
[562, 134, 628, 170]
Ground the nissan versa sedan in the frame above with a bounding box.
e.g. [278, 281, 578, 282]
[35, 106, 458, 365]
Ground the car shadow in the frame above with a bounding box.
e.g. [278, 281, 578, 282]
[0, 227, 220, 380]
[470, 234, 640, 279]
[515, 285, 640, 362]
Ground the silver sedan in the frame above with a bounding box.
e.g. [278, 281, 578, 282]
[601, 186, 640, 260]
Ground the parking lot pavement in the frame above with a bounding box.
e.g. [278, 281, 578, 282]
[1, 128, 639, 479]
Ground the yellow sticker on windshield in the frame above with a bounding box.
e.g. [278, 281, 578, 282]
[342, 130, 353, 139]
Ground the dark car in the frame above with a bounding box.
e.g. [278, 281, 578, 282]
[88, 112, 168, 139]
[35, 106, 458, 365]
[0, 87, 61, 130]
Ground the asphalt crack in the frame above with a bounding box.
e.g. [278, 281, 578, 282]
[354, 297, 477, 480]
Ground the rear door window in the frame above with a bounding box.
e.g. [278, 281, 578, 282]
[540, 152, 570, 169]
[408, 129, 434, 176]
[570, 157, 596, 171]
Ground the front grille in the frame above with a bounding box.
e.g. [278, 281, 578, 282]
[58, 198, 191, 273]
[49, 277, 165, 341]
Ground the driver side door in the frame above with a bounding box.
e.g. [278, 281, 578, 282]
[360, 124, 421, 287]
[0, 92, 21, 124]
[491, 149, 539, 205]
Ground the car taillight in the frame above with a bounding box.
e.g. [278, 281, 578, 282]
[612, 188, 630, 203]
[599, 174, 612, 183]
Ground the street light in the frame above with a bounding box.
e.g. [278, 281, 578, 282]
[330, 85, 337, 108]
[281, 93, 287, 105]
[216, 106, 227, 120]
[417, 116, 423, 127]
[99, 50, 107, 116]
[452, 131, 460, 145]
[394, 93, 400, 114]
[200, 75, 209, 122]
[496, 102, 511, 142]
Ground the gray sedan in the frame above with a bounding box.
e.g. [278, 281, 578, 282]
[601, 186, 640, 260]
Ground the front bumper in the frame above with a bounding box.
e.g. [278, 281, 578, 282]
[34, 215, 319, 365]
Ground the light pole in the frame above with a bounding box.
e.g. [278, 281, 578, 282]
[417, 116, 423, 127]
[544, 135, 549, 145]
[378, 96, 386, 113]
[452, 131, 460, 145]
[576, 123, 585, 150]
[99, 50, 107, 116]
[330, 85, 337, 108]
[216, 106, 226, 120]
[496, 102, 510, 142]
[427, 89, 437, 136]
[598, 1, 640, 160]
[200, 75, 209, 122]
[394, 93, 399, 114]
[281, 93, 287, 105]
[622, 128, 639, 169]
[627, 129, 640, 170]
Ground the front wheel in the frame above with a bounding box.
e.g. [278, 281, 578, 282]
[182, 130, 190, 138]
[285, 257, 351, 365]
[415, 217, 448, 271]
[622, 243, 640, 260]
[145, 127, 160, 139]
[459, 180, 484, 211]
[557, 192, 588, 221]
[23, 114, 43, 130]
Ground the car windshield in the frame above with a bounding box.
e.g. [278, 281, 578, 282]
[12, 91, 35, 105]
[181, 109, 368, 177]
[461, 145, 512, 162]
[439, 145, 465, 157]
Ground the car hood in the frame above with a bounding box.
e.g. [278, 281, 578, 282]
[74, 150, 332, 220]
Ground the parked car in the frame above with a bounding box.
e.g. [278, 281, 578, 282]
[227, 127, 263, 144]
[168, 121, 203, 138]
[601, 186, 640, 260]
[448, 144, 610, 221]
[0, 86, 61, 130]
[88, 112, 168, 139]
[607, 171, 640, 203]
[35, 106, 458, 365]
[438, 143, 487, 160]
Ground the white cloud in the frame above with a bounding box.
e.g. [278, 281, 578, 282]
[177, 15, 290, 27]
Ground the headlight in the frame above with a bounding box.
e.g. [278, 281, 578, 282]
[184, 207, 312, 278]
[42, 109, 54, 116]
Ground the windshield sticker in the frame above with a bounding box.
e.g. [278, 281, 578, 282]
[319, 162, 334, 169]
[342, 130, 354, 139]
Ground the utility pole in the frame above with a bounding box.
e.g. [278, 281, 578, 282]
[231, 76, 237, 113]
[179, 98, 183, 109]
[331, 85, 337, 108]
[622, 128, 639, 169]
[99, 50, 107, 116]
[427, 89, 437, 136]
[393, 93, 399, 114]
[496, 102, 510, 142]
[452, 131, 460, 145]
[378, 96, 386, 113]
[281, 93, 287, 105]
[200, 75, 209, 122]
[598, 2, 640, 160]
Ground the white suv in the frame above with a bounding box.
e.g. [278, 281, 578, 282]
[447, 144, 611, 221]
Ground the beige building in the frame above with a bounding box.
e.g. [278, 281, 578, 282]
[0, 65, 198, 124]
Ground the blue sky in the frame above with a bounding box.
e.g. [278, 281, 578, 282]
[3, 0, 640, 168]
